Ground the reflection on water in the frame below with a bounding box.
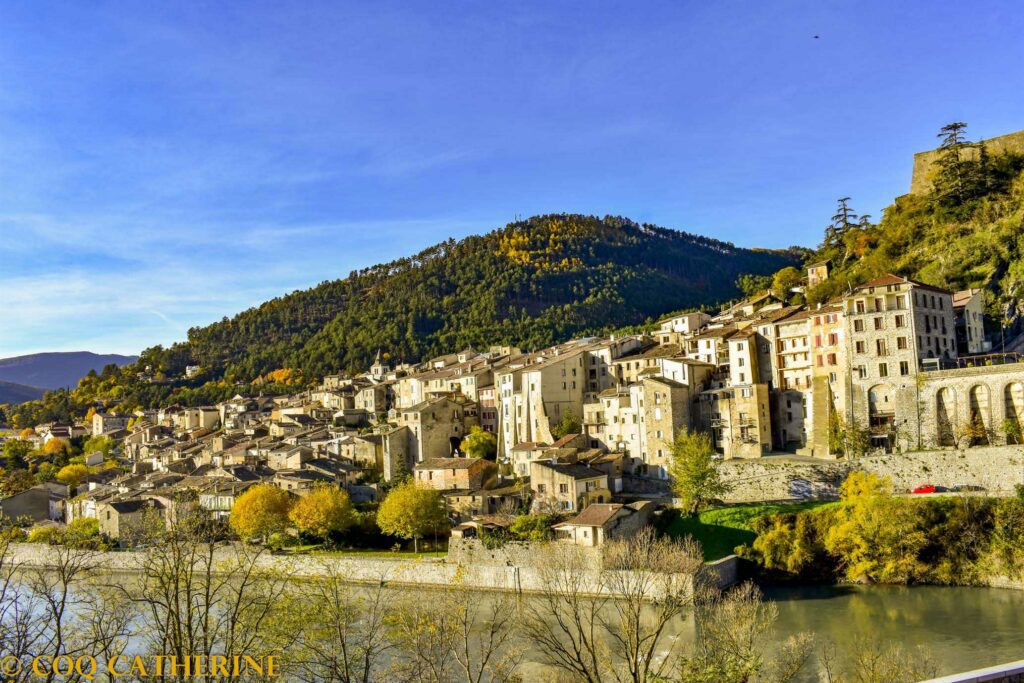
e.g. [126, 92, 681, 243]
[23, 571, 1024, 680]
[761, 583, 1024, 680]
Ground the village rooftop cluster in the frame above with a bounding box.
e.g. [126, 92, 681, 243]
[4, 263, 1023, 547]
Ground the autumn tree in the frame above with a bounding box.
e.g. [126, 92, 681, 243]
[390, 582, 521, 683]
[42, 438, 71, 456]
[289, 485, 356, 542]
[771, 266, 803, 302]
[824, 472, 928, 584]
[229, 483, 293, 540]
[276, 562, 394, 683]
[376, 480, 448, 552]
[680, 581, 813, 681]
[520, 529, 704, 683]
[56, 464, 91, 492]
[668, 429, 731, 515]
[460, 426, 497, 459]
[82, 435, 115, 457]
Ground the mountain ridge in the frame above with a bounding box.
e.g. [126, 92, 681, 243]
[0, 380, 46, 405]
[0, 351, 138, 391]
[173, 213, 799, 381]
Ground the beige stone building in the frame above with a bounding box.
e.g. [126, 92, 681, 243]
[844, 275, 956, 451]
[953, 289, 987, 355]
[529, 460, 610, 513]
[399, 396, 466, 462]
[806, 302, 849, 457]
[414, 457, 497, 491]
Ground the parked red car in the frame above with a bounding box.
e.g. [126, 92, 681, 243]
[912, 484, 937, 494]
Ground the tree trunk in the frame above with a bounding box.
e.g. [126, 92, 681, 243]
[414, 536, 419, 553]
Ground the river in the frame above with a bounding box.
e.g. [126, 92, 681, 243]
[762, 584, 1024, 680]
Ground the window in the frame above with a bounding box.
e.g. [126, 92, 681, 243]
[854, 319, 865, 332]
[855, 340, 866, 354]
[856, 301, 866, 313]
[876, 339, 887, 356]
[559, 483, 568, 494]
[897, 337, 908, 350]
[900, 361, 910, 376]
[857, 366, 867, 379]
[879, 363, 888, 377]
[537, 484, 546, 494]
[874, 317, 883, 330]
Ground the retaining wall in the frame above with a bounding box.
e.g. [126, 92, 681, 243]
[6, 543, 738, 599]
[720, 445, 1024, 502]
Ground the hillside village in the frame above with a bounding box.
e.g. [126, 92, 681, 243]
[4, 259, 1022, 549]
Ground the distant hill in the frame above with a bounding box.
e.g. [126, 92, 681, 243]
[0, 352, 138, 390]
[174, 214, 800, 380]
[0, 380, 45, 405]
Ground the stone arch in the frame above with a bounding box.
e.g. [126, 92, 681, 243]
[968, 384, 991, 445]
[867, 385, 893, 415]
[1004, 382, 1024, 443]
[867, 385, 895, 452]
[936, 386, 956, 447]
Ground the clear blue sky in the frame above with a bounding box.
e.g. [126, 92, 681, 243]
[2, 1, 1023, 357]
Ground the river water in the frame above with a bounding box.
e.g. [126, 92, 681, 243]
[17, 567, 1024, 680]
[762, 584, 1024, 679]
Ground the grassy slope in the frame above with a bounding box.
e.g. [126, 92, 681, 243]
[660, 502, 838, 561]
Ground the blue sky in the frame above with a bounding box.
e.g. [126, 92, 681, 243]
[2, 1, 1023, 357]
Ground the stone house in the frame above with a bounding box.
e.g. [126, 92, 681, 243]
[529, 460, 610, 513]
[953, 289, 987, 355]
[552, 501, 655, 546]
[98, 498, 164, 542]
[0, 483, 68, 523]
[399, 396, 466, 462]
[414, 457, 497, 491]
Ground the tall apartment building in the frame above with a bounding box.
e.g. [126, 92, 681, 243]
[844, 275, 955, 451]
[495, 336, 644, 458]
[953, 289, 987, 355]
[583, 376, 695, 477]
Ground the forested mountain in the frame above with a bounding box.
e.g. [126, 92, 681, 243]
[0, 352, 137, 390]
[182, 214, 798, 380]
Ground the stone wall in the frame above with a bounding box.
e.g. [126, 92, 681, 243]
[720, 445, 1024, 502]
[8, 542, 739, 599]
[910, 129, 1024, 195]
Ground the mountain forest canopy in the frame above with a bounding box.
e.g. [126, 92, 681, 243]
[2, 214, 797, 426]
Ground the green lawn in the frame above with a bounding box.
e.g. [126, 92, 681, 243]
[660, 501, 838, 561]
[278, 545, 447, 560]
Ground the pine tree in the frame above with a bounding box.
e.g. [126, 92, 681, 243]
[933, 122, 983, 206]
